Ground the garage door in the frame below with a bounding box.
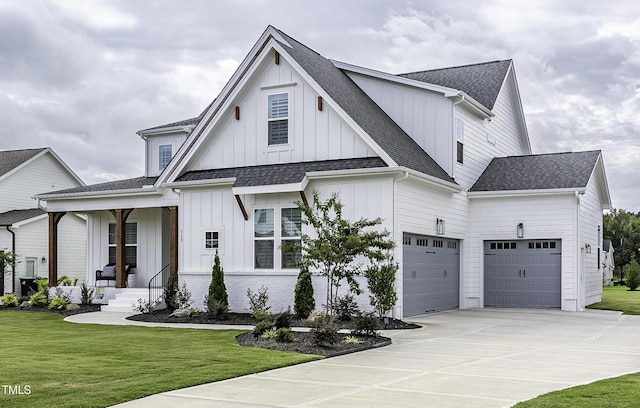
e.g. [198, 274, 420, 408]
[484, 240, 561, 308]
[403, 233, 459, 316]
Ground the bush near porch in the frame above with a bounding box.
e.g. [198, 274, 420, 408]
[0, 311, 317, 408]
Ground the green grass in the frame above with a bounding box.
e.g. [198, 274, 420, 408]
[586, 285, 640, 315]
[0, 311, 319, 408]
[516, 285, 640, 407]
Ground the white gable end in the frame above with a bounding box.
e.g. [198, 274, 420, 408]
[181, 50, 377, 174]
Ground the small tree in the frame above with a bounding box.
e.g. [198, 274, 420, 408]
[0, 250, 17, 294]
[625, 260, 640, 291]
[206, 251, 228, 317]
[163, 274, 179, 312]
[294, 266, 315, 318]
[365, 256, 398, 318]
[297, 191, 395, 316]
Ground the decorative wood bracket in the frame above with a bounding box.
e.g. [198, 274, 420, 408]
[299, 191, 309, 206]
[317, 96, 323, 111]
[235, 195, 249, 221]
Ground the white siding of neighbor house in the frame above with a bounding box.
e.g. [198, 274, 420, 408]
[469, 194, 579, 311]
[145, 132, 189, 177]
[580, 172, 605, 306]
[185, 54, 377, 173]
[0, 215, 86, 294]
[86, 208, 165, 288]
[347, 73, 454, 176]
[453, 80, 526, 189]
[178, 175, 394, 313]
[0, 152, 81, 213]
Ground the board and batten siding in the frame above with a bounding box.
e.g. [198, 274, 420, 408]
[453, 79, 526, 190]
[346, 73, 454, 176]
[580, 172, 605, 306]
[87, 208, 164, 288]
[395, 177, 468, 315]
[178, 175, 394, 313]
[145, 132, 189, 177]
[469, 194, 579, 311]
[0, 153, 81, 213]
[186, 55, 377, 173]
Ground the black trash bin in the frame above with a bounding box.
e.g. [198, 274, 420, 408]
[19, 277, 38, 297]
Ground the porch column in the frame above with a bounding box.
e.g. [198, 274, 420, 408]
[163, 206, 179, 282]
[48, 212, 66, 288]
[110, 209, 134, 288]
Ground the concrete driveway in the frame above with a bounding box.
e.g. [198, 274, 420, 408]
[113, 309, 640, 407]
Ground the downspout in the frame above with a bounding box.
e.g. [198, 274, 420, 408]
[575, 191, 583, 311]
[6, 226, 16, 293]
[393, 171, 409, 318]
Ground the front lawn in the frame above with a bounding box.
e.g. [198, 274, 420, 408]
[0, 311, 319, 408]
[517, 285, 640, 407]
[586, 285, 640, 315]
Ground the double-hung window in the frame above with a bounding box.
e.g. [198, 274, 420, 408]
[159, 144, 172, 170]
[267, 93, 288, 145]
[254, 208, 301, 269]
[108, 222, 137, 267]
[456, 118, 464, 164]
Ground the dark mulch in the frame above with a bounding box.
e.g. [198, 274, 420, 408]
[0, 304, 102, 316]
[128, 310, 419, 357]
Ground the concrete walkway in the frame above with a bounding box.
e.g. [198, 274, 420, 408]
[67, 309, 640, 407]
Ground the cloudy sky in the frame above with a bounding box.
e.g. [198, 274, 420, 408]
[1, 0, 639, 210]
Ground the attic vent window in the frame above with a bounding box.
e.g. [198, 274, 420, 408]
[268, 93, 288, 145]
[456, 118, 464, 164]
[159, 144, 172, 170]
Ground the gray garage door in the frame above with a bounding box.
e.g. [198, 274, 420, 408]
[484, 240, 561, 308]
[403, 233, 459, 316]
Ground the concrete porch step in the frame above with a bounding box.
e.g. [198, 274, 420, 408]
[101, 288, 149, 313]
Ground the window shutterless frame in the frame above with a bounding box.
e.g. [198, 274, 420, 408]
[267, 93, 289, 145]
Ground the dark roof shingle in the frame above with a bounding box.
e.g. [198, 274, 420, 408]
[177, 158, 387, 187]
[0, 208, 46, 226]
[470, 151, 601, 192]
[0, 148, 46, 178]
[41, 176, 158, 196]
[398, 60, 512, 111]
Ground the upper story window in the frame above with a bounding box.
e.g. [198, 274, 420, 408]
[159, 144, 172, 170]
[267, 93, 289, 145]
[456, 118, 464, 164]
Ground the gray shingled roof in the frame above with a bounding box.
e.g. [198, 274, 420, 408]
[274, 29, 455, 185]
[139, 100, 215, 133]
[0, 208, 46, 226]
[41, 176, 158, 196]
[398, 60, 512, 111]
[177, 157, 387, 187]
[0, 148, 46, 178]
[470, 151, 601, 192]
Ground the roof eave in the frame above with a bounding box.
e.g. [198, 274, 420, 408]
[162, 178, 237, 189]
[468, 187, 587, 198]
[137, 125, 196, 139]
[36, 187, 162, 201]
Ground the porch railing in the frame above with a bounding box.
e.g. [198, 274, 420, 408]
[148, 264, 170, 308]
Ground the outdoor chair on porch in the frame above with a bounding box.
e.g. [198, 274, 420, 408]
[95, 264, 131, 286]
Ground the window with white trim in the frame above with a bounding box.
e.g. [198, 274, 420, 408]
[108, 222, 137, 267]
[159, 144, 172, 170]
[254, 207, 301, 269]
[204, 231, 219, 250]
[25, 258, 36, 278]
[456, 118, 464, 164]
[267, 93, 289, 145]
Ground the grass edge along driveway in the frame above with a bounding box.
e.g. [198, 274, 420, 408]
[0, 311, 319, 408]
[515, 285, 640, 407]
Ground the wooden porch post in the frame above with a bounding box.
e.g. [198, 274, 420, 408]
[110, 209, 134, 288]
[163, 206, 179, 283]
[48, 212, 66, 288]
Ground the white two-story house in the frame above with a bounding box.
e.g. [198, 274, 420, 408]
[37, 26, 610, 316]
[0, 148, 86, 294]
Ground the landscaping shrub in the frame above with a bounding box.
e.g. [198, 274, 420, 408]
[163, 275, 178, 311]
[80, 282, 95, 305]
[253, 319, 275, 336]
[310, 315, 339, 346]
[132, 298, 157, 314]
[54, 286, 72, 303]
[342, 335, 362, 345]
[275, 309, 291, 329]
[625, 260, 640, 291]
[57, 275, 72, 286]
[247, 285, 270, 318]
[49, 297, 68, 310]
[274, 327, 294, 343]
[294, 266, 315, 319]
[0, 293, 18, 307]
[332, 293, 359, 321]
[29, 292, 48, 307]
[351, 312, 381, 337]
[365, 258, 398, 318]
[175, 282, 194, 309]
[206, 251, 228, 317]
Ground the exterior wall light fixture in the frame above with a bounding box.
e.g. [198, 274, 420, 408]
[436, 218, 445, 235]
[516, 223, 524, 239]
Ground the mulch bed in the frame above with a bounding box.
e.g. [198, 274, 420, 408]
[128, 310, 420, 357]
[0, 304, 102, 316]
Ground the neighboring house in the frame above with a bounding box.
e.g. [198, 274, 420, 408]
[37, 26, 611, 316]
[602, 239, 615, 285]
[0, 148, 86, 294]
